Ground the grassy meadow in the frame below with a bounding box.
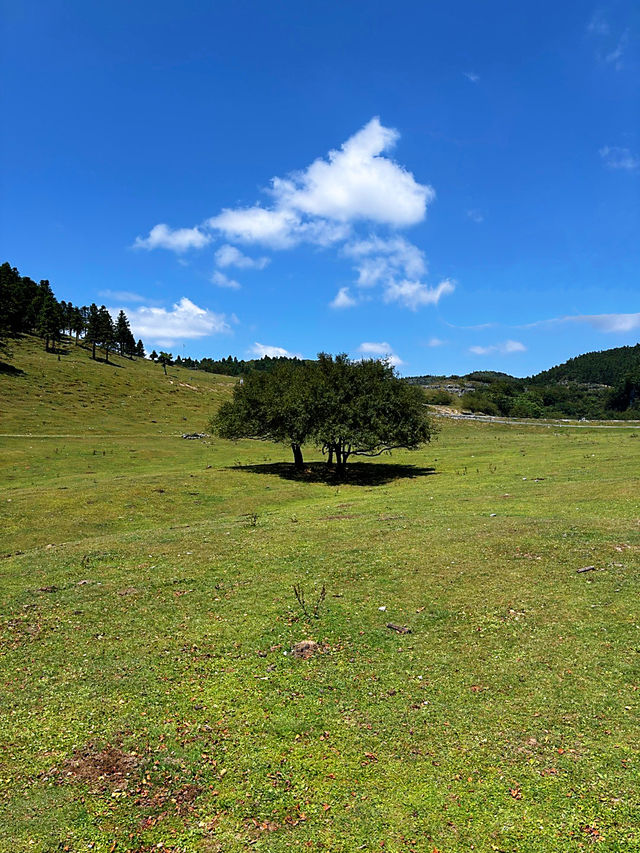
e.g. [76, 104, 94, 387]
[1, 337, 639, 852]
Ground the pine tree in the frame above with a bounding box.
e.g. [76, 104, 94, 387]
[86, 304, 100, 359]
[36, 293, 63, 351]
[115, 310, 133, 356]
[135, 339, 145, 358]
[97, 306, 115, 363]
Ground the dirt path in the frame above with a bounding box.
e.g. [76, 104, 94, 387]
[434, 412, 640, 429]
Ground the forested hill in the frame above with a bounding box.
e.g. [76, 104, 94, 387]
[406, 341, 640, 419]
[531, 343, 640, 385]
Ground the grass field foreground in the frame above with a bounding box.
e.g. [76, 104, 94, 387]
[1, 337, 639, 851]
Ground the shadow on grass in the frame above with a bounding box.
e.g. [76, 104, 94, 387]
[0, 360, 25, 376]
[229, 460, 437, 486]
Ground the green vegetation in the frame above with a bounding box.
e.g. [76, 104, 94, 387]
[408, 345, 640, 419]
[0, 335, 639, 851]
[214, 353, 432, 473]
[0, 262, 144, 361]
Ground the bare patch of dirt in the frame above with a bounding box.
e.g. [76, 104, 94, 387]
[62, 744, 139, 791]
[291, 640, 320, 659]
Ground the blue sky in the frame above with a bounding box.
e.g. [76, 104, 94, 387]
[1, 0, 638, 376]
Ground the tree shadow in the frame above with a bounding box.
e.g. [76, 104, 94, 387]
[91, 355, 125, 368]
[229, 460, 438, 486]
[0, 360, 24, 376]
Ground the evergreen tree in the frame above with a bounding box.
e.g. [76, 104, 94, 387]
[85, 304, 100, 360]
[149, 349, 158, 362]
[135, 339, 145, 358]
[36, 292, 63, 351]
[97, 306, 115, 363]
[115, 310, 134, 356]
[70, 305, 86, 343]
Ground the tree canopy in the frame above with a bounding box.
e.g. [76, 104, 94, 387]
[212, 354, 433, 475]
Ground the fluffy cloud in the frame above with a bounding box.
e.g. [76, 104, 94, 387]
[384, 279, 455, 311]
[133, 223, 211, 252]
[214, 244, 270, 269]
[124, 298, 230, 345]
[135, 117, 451, 312]
[427, 337, 446, 347]
[211, 271, 241, 290]
[345, 236, 427, 283]
[249, 342, 300, 358]
[270, 117, 433, 227]
[599, 146, 639, 171]
[470, 340, 526, 356]
[357, 341, 404, 367]
[209, 207, 300, 249]
[330, 287, 357, 309]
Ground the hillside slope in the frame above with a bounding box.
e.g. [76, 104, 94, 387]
[532, 342, 640, 385]
[0, 335, 235, 434]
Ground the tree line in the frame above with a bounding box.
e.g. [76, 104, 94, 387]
[407, 350, 640, 418]
[173, 353, 305, 376]
[212, 353, 433, 476]
[0, 262, 145, 361]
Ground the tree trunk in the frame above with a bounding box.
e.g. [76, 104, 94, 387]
[291, 443, 304, 469]
[327, 445, 334, 466]
[162, 361, 167, 375]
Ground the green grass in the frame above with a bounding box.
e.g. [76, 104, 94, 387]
[0, 337, 639, 852]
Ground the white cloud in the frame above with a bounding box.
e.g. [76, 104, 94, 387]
[99, 289, 145, 303]
[384, 278, 455, 311]
[124, 298, 230, 345]
[330, 287, 357, 309]
[133, 223, 211, 252]
[572, 313, 640, 333]
[345, 236, 427, 283]
[358, 341, 404, 367]
[428, 337, 446, 347]
[207, 117, 433, 251]
[211, 271, 241, 290]
[464, 72, 480, 83]
[470, 339, 526, 356]
[249, 342, 300, 358]
[270, 117, 433, 227]
[214, 244, 270, 269]
[466, 209, 484, 223]
[209, 207, 301, 249]
[134, 118, 451, 312]
[599, 146, 639, 171]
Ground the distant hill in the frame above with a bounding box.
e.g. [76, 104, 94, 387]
[405, 341, 640, 419]
[0, 334, 235, 435]
[531, 343, 640, 386]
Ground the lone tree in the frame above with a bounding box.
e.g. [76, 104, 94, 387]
[313, 353, 433, 476]
[211, 354, 432, 475]
[158, 351, 173, 375]
[213, 360, 317, 468]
